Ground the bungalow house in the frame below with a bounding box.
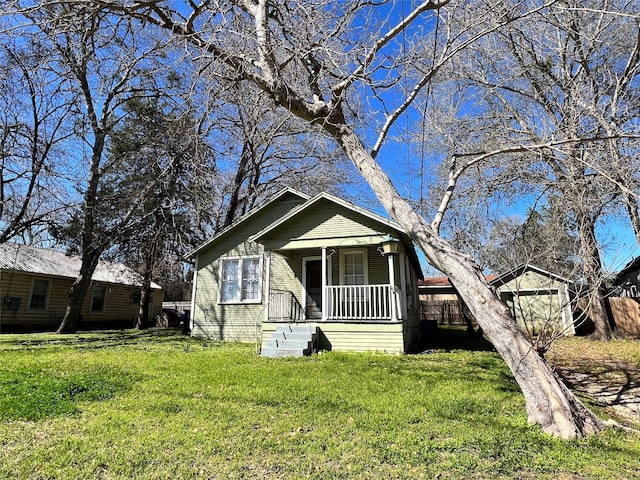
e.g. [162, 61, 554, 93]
[186, 188, 424, 354]
[0, 243, 163, 332]
[419, 264, 575, 337]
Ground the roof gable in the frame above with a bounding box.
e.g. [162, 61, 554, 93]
[489, 264, 571, 288]
[251, 192, 405, 244]
[185, 188, 309, 259]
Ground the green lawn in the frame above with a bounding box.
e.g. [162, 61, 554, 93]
[1, 329, 639, 479]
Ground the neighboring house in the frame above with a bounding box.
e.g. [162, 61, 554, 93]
[419, 265, 575, 337]
[613, 256, 640, 297]
[607, 257, 640, 338]
[490, 265, 575, 337]
[186, 188, 424, 353]
[0, 243, 163, 332]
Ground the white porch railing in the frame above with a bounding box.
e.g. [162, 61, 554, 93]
[268, 289, 303, 321]
[326, 284, 400, 321]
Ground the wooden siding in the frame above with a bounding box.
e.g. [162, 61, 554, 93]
[262, 321, 404, 353]
[192, 197, 304, 341]
[402, 258, 421, 351]
[192, 244, 265, 342]
[0, 271, 161, 330]
[494, 270, 574, 337]
[496, 270, 565, 291]
[259, 198, 396, 250]
[270, 251, 304, 303]
[501, 290, 572, 337]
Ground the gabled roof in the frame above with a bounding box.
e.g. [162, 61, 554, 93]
[419, 275, 497, 289]
[249, 191, 423, 278]
[184, 187, 309, 259]
[250, 191, 407, 244]
[489, 264, 571, 287]
[613, 256, 640, 284]
[0, 243, 161, 289]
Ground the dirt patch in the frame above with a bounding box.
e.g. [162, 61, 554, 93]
[555, 362, 640, 427]
[547, 338, 640, 428]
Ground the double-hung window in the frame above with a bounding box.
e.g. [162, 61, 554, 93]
[342, 250, 367, 285]
[29, 279, 49, 309]
[91, 285, 106, 312]
[219, 256, 262, 303]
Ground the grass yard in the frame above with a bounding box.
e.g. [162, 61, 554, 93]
[1, 329, 639, 479]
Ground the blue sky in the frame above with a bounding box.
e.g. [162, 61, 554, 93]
[335, 1, 640, 277]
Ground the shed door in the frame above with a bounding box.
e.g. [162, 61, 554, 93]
[305, 259, 323, 319]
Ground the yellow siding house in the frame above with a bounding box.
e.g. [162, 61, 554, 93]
[0, 243, 162, 332]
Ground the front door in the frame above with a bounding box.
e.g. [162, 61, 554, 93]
[305, 259, 323, 319]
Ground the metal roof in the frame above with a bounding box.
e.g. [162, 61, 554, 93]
[0, 243, 161, 289]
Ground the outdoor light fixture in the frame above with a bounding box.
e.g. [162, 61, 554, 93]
[379, 234, 400, 255]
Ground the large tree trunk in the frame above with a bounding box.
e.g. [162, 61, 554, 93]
[57, 132, 105, 334]
[327, 120, 605, 438]
[136, 239, 158, 330]
[622, 187, 640, 246]
[136, 278, 151, 330]
[575, 210, 615, 340]
[56, 247, 101, 333]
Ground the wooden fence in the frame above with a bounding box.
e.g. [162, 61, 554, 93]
[608, 297, 640, 337]
[574, 296, 640, 338]
[420, 300, 474, 326]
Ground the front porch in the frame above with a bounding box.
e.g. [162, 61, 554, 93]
[247, 191, 424, 353]
[267, 284, 402, 323]
[261, 320, 405, 353]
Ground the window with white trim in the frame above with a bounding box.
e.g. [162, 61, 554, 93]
[29, 279, 50, 309]
[219, 256, 263, 303]
[341, 249, 368, 285]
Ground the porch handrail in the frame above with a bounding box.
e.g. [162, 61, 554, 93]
[325, 284, 400, 321]
[268, 289, 303, 321]
[254, 289, 303, 354]
[254, 290, 285, 355]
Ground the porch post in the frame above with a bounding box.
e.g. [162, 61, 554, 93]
[399, 251, 408, 321]
[321, 247, 327, 321]
[388, 254, 397, 321]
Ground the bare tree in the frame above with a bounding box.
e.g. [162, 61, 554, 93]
[423, 0, 640, 340]
[206, 83, 352, 229]
[12, 2, 184, 333]
[58, 0, 611, 438]
[0, 36, 74, 243]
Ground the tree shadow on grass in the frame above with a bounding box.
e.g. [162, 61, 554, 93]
[554, 360, 640, 428]
[416, 325, 496, 354]
[0, 366, 139, 421]
[0, 328, 190, 351]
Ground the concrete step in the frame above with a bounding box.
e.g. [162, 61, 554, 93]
[260, 324, 319, 358]
[270, 332, 313, 341]
[275, 324, 317, 335]
[260, 346, 307, 358]
[263, 338, 311, 349]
